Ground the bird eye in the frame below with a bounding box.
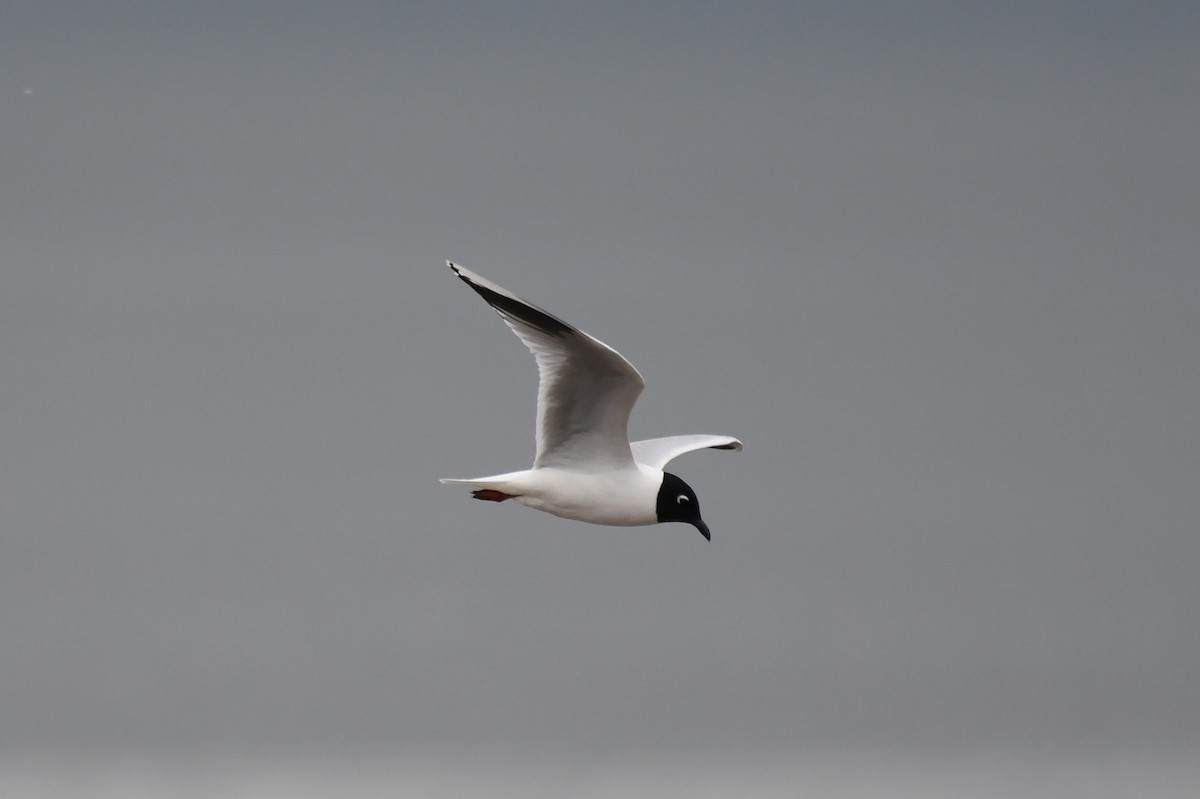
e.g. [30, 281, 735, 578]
[676, 494, 690, 505]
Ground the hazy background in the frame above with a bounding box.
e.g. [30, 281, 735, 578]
[2, 1, 1197, 795]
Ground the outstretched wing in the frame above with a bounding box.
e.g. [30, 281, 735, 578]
[448, 262, 645, 471]
[630, 434, 743, 470]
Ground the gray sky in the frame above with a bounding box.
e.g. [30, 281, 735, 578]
[2, 1, 1198, 795]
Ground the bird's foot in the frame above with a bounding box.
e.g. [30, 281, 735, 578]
[471, 489, 517, 502]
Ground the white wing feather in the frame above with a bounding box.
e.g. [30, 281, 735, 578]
[629, 434, 743, 470]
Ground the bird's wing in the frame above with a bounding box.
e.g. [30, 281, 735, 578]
[448, 262, 644, 471]
[629, 435, 743, 470]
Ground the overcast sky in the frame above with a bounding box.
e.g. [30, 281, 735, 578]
[2, 1, 1198, 796]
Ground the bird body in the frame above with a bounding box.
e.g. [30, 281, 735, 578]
[443, 463, 663, 526]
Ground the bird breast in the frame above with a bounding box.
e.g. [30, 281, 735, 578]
[513, 465, 662, 526]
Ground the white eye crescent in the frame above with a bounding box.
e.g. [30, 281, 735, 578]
[676, 494, 690, 505]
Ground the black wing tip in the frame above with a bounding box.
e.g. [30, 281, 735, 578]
[446, 260, 494, 299]
[447, 261, 573, 338]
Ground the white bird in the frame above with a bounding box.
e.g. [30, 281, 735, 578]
[440, 262, 741, 540]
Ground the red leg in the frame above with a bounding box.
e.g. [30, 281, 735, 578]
[471, 489, 517, 502]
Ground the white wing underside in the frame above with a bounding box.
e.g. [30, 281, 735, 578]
[448, 263, 645, 471]
[630, 434, 743, 470]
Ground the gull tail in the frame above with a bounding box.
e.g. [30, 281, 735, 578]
[439, 470, 531, 491]
[439, 477, 502, 488]
[440, 474, 528, 503]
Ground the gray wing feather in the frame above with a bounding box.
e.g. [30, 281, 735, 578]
[448, 262, 645, 470]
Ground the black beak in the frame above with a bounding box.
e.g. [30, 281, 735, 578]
[693, 519, 711, 541]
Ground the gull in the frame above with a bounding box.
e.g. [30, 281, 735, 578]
[440, 262, 741, 540]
